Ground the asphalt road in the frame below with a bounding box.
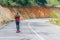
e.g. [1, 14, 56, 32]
[0, 19, 60, 40]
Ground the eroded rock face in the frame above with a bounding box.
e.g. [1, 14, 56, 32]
[0, 6, 15, 26]
[0, 5, 60, 26]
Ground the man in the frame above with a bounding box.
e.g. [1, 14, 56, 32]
[15, 13, 20, 33]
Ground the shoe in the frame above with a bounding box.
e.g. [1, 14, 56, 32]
[16, 30, 20, 33]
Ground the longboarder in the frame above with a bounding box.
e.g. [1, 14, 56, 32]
[15, 12, 20, 33]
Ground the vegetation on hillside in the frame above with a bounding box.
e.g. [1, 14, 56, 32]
[49, 9, 60, 26]
[0, 0, 60, 7]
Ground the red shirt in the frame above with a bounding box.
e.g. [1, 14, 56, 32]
[15, 17, 20, 21]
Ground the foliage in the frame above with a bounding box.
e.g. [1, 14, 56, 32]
[49, 19, 60, 25]
[28, 0, 36, 7]
[36, 0, 47, 6]
[8, 0, 16, 6]
[55, 19, 60, 25]
[50, 10, 57, 18]
[0, 0, 47, 7]
[50, 10, 60, 18]
[0, 0, 60, 7]
[49, 9, 60, 25]
[46, 0, 60, 7]
[0, 0, 9, 6]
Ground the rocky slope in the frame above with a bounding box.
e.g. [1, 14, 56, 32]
[0, 5, 60, 26]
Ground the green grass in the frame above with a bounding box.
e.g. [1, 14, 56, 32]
[55, 19, 60, 25]
[49, 10, 60, 25]
[49, 19, 60, 25]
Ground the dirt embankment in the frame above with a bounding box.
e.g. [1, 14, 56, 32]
[0, 6, 60, 26]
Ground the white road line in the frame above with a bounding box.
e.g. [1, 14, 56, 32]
[0, 36, 20, 38]
[28, 22, 45, 40]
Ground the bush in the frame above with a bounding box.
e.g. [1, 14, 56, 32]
[50, 10, 58, 18]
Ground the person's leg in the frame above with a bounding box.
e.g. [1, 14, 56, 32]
[17, 22, 20, 31]
[16, 21, 20, 33]
[16, 21, 18, 31]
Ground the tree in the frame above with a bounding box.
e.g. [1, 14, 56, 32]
[17, 0, 28, 6]
[0, 0, 17, 7]
[46, 0, 59, 7]
[14, 0, 36, 7]
[0, 0, 60, 7]
[36, 0, 47, 6]
[1, 0, 9, 6]
[27, 0, 36, 7]
[0, 0, 2, 5]
[8, 0, 17, 7]
[58, 0, 60, 2]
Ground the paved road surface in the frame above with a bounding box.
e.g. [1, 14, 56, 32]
[0, 19, 60, 40]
